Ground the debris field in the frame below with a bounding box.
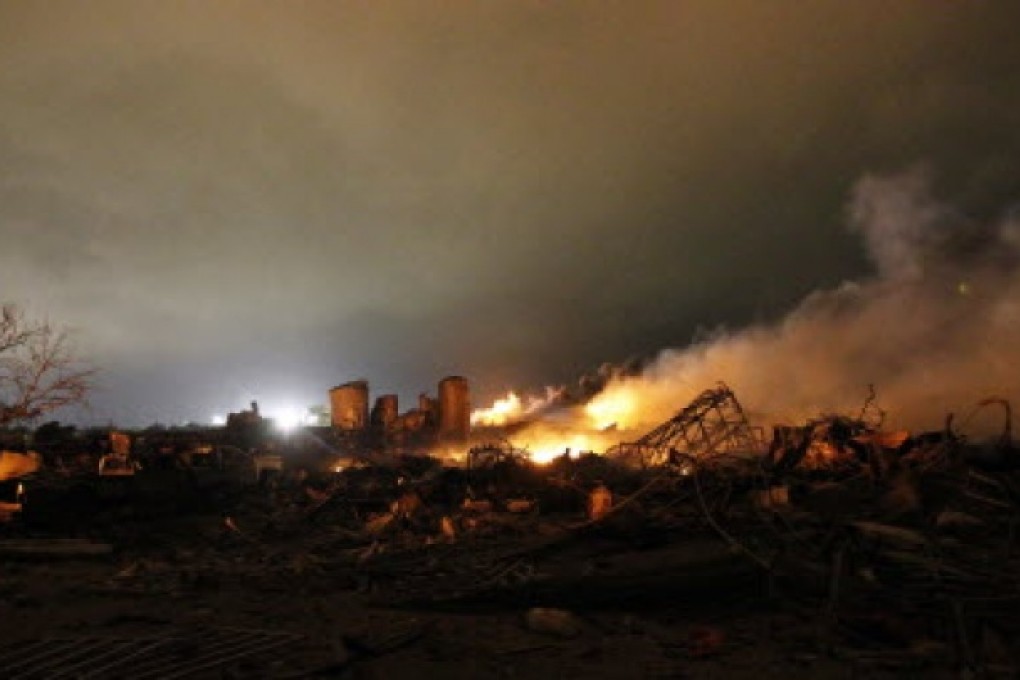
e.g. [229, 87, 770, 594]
[1, 384, 1018, 678]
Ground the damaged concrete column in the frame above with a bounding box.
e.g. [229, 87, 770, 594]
[371, 394, 399, 433]
[438, 376, 470, 442]
[329, 380, 369, 432]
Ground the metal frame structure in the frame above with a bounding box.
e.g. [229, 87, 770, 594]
[611, 382, 765, 467]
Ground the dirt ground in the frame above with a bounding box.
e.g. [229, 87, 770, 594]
[0, 513, 964, 679]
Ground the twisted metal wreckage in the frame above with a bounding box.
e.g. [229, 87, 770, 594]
[608, 382, 766, 466]
[2, 383, 1018, 675]
[438, 383, 1020, 673]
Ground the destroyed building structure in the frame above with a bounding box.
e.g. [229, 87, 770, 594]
[2, 376, 1019, 677]
[609, 383, 766, 466]
[327, 375, 471, 451]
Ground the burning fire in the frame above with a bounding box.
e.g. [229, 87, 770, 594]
[462, 171, 1020, 465]
[470, 391, 524, 427]
[584, 389, 637, 430]
[472, 387, 639, 432]
[467, 386, 642, 464]
[520, 432, 597, 464]
[513, 422, 628, 465]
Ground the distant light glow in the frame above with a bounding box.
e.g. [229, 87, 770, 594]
[214, 403, 317, 432]
[271, 406, 304, 432]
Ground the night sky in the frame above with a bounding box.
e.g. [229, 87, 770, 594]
[2, 2, 1019, 427]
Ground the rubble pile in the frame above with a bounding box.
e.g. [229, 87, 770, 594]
[1, 387, 1018, 676]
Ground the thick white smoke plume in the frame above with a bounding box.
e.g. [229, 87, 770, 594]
[518, 168, 1020, 442]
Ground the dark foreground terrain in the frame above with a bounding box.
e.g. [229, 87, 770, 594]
[2, 413, 1019, 678]
[0, 515, 967, 680]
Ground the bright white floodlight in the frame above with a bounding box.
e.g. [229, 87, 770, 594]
[271, 406, 303, 432]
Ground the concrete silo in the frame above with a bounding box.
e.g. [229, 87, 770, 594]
[371, 394, 399, 432]
[329, 380, 369, 432]
[438, 376, 470, 441]
[418, 393, 438, 425]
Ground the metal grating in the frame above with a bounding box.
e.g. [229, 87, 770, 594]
[0, 627, 303, 679]
[611, 382, 765, 466]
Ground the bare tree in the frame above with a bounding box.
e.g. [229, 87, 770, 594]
[0, 304, 95, 427]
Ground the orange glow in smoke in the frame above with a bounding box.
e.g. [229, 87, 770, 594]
[470, 391, 523, 427]
[584, 389, 637, 430]
[467, 386, 642, 464]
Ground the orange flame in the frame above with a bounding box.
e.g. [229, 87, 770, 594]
[470, 391, 524, 427]
[584, 389, 638, 430]
[467, 385, 644, 464]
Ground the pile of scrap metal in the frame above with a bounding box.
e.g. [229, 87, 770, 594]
[2, 430, 280, 531]
[6, 381, 1018, 672]
[338, 387, 1020, 672]
[466, 439, 530, 470]
[608, 382, 766, 467]
[673, 395, 1020, 673]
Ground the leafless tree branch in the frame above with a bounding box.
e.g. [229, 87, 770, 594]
[0, 305, 94, 426]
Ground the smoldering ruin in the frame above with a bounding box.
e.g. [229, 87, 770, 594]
[1, 352, 1019, 678]
[1, 175, 1020, 677]
[3, 3, 1020, 678]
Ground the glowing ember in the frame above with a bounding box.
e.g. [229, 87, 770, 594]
[513, 423, 623, 465]
[523, 434, 592, 464]
[0, 451, 40, 482]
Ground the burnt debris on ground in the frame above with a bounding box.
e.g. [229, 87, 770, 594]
[1, 385, 1018, 678]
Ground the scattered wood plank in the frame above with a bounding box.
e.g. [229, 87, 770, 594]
[0, 538, 113, 559]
